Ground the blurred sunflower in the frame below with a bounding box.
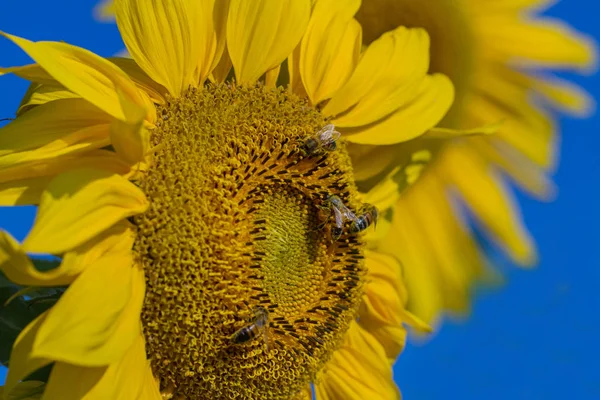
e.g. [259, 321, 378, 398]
[351, 0, 597, 324]
[0, 0, 460, 398]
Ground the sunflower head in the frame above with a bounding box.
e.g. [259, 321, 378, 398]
[0, 0, 452, 398]
[135, 83, 366, 397]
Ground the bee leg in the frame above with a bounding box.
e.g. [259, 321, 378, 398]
[331, 226, 343, 241]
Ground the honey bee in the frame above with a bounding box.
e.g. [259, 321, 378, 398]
[231, 306, 270, 351]
[324, 195, 358, 240]
[300, 124, 341, 156]
[349, 204, 379, 234]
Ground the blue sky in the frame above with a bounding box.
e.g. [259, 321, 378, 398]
[0, 1, 598, 399]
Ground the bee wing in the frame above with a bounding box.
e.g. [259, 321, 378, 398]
[340, 206, 357, 222]
[332, 206, 344, 228]
[330, 130, 341, 141]
[316, 123, 335, 136]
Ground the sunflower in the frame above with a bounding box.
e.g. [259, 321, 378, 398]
[347, 0, 597, 324]
[0, 0, 455, 398]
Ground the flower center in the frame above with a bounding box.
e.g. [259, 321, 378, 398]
[356, 0, 475, 125]
[132, 84, 365, 399]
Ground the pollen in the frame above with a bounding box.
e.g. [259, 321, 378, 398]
[131, 84, 366, 399]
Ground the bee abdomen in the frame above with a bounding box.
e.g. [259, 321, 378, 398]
[349, 217, 369, 233]
[232, 325, 256, 344]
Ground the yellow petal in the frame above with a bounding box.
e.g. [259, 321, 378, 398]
[465, 86, 555, 168]
[287, 43, 308, 98]
[314, 322, 400, 400]
[81, 334, 147, 399]
[0, 381, 44, 400]
[115, 0, 206, 95]
[210, 44, 233, 83]
[0, 222, 134, 287]
[227, 0, 310, 83]
[0, 32, 149, 123]
[109, 92, 149, 165]
[0, 64, 56, 86]
[0, 150, 131, 206]
[341, 74, 454, 145]
[299, 0, 362, 104]
[43, 336, 148, 400]
[443, 144, 536, 265]
[381, 174, 486, 324]
[42, 363, 107, 400]
[33, 253, 140, 366]
[18, 83, 79, 115]
[362, 149, 432, 210]
[478, 17, 597, 70]
[532, 76, 595, 117]
[194, 0, 230, 84]
[109, 58, 168, 105]
[424, 121, 502, 139]
[138, 362, 162, 400]
[324, 26, 430, 124]
[472, 138, 556, 200]
[3, 313, 52, 398]
[359, 251, 430, 363]
[0, 99, 112, 174]
[94, 0, 116, 22]
[22, 168, 147, 254]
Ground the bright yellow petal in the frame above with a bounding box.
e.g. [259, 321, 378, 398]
[138, 362, 162, 400]
[40, 337, 152, 400]
[341, 74, 454, 145]
[324, 26, 431, 124]
[0, 99, 112, 174]
[0, 32, 149, 123]
[443, 144, 536, 265]
[299, 0, 362, 105]
[80, 334, 147, 399]
[18, 83, 79, 115]
[42, 363, 107, 400]
[314, 322, 400, 400]
[358, 252, 410, 363]
[227, 0, 310, 83]
[194, 0, 230, 84]
[0, 64, 56, 86]
[0, 221, 133, 287]
[22, 168, 147, 254]
[109, 58, 168, 105]
[115, 0, 207, 95]
[3, 313, 52, 398]
[109, 93, 149, 165]
[32, 253, 141, 366]
[0, 150, 131, 206]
